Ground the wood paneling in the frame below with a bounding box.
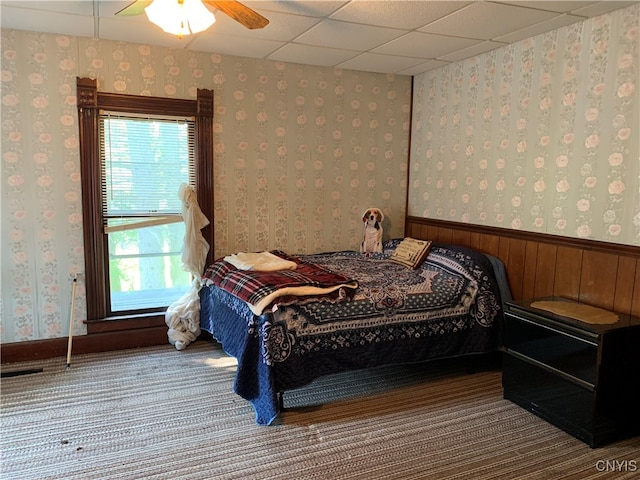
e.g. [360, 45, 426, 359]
[405, 216, 640, 315]
[614, 258, 637, 315]
[553, 246, 582, 301]
[579, 251, 619, 310]
[633, 263, 640, 317]
[521, 241, 539, 301]
[534, 243, 557, 298]
[506, 239, 526, 300]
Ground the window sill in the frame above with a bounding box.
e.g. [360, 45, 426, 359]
[85, 312, 166, 334]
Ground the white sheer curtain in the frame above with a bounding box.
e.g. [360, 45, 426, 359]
[165, 183, 210, 350]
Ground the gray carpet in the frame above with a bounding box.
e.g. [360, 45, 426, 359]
[1, 341, 638, 480]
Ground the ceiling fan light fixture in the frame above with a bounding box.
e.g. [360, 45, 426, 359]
[145, 0, 215, 37]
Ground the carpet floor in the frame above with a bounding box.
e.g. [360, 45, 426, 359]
[1, 340, 638, 480]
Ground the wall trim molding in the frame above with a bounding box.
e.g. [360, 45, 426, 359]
[405, 216, 640, 258]
[1, 326, 170, 364]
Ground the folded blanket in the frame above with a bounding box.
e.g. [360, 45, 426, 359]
[223, 251, 297, 272]
[204, 251, 358, 315]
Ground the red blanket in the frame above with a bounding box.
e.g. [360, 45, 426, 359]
[203, 251, 358, 314]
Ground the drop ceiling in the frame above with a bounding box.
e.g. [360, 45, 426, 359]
[1, 1, 636, 75]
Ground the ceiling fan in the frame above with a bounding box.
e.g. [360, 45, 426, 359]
[116, 0, 269, 33]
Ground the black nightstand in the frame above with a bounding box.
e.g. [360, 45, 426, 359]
[501, 297, 640, 448]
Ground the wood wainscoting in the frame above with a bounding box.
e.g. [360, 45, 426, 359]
[405, 216, 640, 317]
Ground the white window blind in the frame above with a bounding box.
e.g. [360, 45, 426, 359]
[99, 112, 195, 232]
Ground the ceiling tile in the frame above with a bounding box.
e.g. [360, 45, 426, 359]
[337, 52, 426, 74]
[267, 44, 360, 67]
[203, 10, 321, 41]
[294, 19, 405, 50]
[569, 1, 639, 16]
[242, 0, 348, 17]
[191, 33, 285, 58]
[420, 2, 560, 40]
[437, 40, 508, 62]
[0, 5, 95, 37]
[1, 0, 96, 15]
[373, 32, 480, 59]
[494, 13, 588, 44]
[497, 1, 597, 13]
[99, 1, 141, 17]
[398, 59, 451, 75]
[329, 0, 471, 29]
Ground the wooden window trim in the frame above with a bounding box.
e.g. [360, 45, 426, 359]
[76, 77, 214, 328]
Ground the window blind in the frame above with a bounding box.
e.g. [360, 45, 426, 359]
[99, 112, 195, 232]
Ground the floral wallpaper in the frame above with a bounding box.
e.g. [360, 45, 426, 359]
[2, 4, 637, 345]
[409, 4, 639, 246]
[1, 30, 411, 343]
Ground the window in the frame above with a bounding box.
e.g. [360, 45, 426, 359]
[77, 78, 214, 326]
[101, 113, 195, 312]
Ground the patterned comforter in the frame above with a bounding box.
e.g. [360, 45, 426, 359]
[200, 241, 506, 425]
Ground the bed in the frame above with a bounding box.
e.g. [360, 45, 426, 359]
[200, 239, 511, 425]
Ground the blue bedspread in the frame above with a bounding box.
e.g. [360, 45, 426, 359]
[200, 241, 506, 425]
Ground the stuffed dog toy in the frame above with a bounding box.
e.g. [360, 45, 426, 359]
[360, 208, 384, 254]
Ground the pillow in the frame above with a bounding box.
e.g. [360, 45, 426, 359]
[389, 237, 432, 269]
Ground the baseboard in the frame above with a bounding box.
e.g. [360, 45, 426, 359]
[1, 326, 170, 364]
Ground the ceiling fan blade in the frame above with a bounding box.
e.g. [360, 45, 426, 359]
[206, 1, 269, 29]
[115, 0, 153, 16]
